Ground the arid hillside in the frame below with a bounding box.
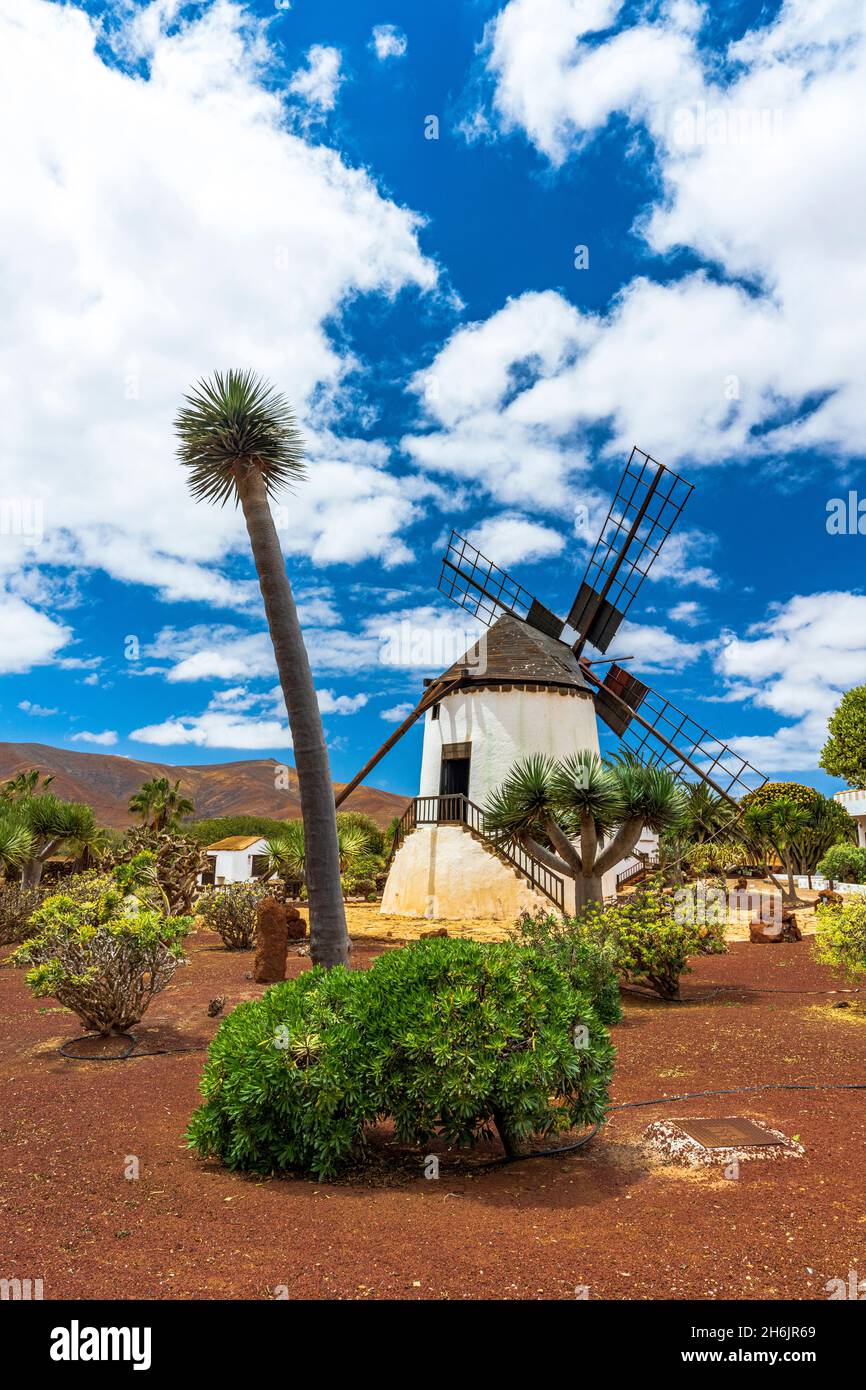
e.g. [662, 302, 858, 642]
[0, 742, 408, 829]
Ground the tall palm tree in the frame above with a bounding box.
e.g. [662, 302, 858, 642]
[485, 750, 686, 908]
[2, 768, 54, 802]
[174, 370, 348, 967]
[128, 778, 162, 828]
[128, 776, 193, 831]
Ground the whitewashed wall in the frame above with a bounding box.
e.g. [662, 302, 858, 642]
[206, 839, 269, 884]
[418, 686, 600, 805]
[793, 875, 866, 896]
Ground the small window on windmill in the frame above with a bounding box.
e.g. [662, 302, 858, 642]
[431, 703, 440, 721]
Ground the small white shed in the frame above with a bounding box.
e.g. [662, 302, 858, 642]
[203, 836, 272, 886]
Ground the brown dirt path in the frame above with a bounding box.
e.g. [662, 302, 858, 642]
[1, 924, 865, 1301]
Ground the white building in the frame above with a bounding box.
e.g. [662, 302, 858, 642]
[382, 614, 619, 919]
[202, 835, 272, 886]
[834, 789, 866, 847]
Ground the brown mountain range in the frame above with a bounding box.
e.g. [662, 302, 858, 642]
[0, 743, 409, 829]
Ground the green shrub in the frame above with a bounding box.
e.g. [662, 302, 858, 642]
[576, 885, 727, 1000]
[0, 881, 49, 946]
[814, 898, 866, 982]
[11, 883, 191, 1035]
[188, 938, 614, 1177]
[508, 910, 622, 1024]
[817, 843, 866, 885]
[196, 881, 274, 949]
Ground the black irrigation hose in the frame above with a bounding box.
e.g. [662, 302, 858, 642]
[59, 1033, 208, 1061]
[462, 1081, 866, 1172]
[621, 981, 863, 1003]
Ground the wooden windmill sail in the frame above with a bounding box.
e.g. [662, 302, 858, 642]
[338, 445, 767, 812]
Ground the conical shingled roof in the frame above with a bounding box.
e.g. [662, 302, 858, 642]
[436, 613, 589, 691]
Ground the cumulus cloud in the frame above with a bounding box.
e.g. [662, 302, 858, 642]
[613, 620, 705, 675]
[19, 699, 59, 716]
[447, 0, 866, 470]
[668, 600, 704, 626]
[288, 44, 344, 113]
[0, 0, 436, 638]
[370, 24, 407, 61]
[71, 729, 119, 746]
[0, 594, 71, 673]
[380, 701, 415, 722]
[316, 689, 369, 715]
[130, 711, 288, 749]
[468, 514, 565, 568]
[715, 592, 866, 772]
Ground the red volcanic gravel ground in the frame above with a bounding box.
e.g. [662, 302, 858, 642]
[1, 928, 865, 1301]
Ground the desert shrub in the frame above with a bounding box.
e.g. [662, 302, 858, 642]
[683, 840, 745, 876]
[188, 938, 614, 1177]
[577, 885, 727, 1000]
[196, 881, 274, 949]
[0, 882, 50, 946]
[817, 843, 866, 885]
[509, 910, 622, 1024]
[117, 829, 204, 915]
[11, 884, 190, 1034]
[363, 940, 614, 1154]
[814, 898, 866, 982]
[47, 869, 116, 902]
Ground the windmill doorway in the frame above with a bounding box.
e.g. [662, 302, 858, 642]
[438, 741, 471, 818]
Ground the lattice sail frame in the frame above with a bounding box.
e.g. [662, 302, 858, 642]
[569, 446, 694, 653]
[593, 663, 766, 801]
[438, 530, 565, 638]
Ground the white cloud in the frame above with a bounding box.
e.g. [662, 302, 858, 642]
[288, 44, 344, 113]
[468, 514, 565, 568]
[380, 701, 415, 722]
[131, 711, 290, 749]
[370, 24, 407, 61]
[458, 0, 866, 472]
[0, 0, 435, 628]
[613, 620, 705, 675]
[0, 594, 71, 673]
[19, 699, 58, 716]
[71, 729, 118, 746]
[317, 688, 368, 715]
[715, 591, 866, 772]
[668, 600, 704, 626]
[403, 291, 591, 510]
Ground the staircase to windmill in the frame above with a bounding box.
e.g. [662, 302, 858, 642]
[389, 794, 566, 912]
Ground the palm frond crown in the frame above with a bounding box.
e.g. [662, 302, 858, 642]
[174, 369, 306, 507]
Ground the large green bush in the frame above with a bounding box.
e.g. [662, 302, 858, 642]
[188, 938, 614, 1177]
[196, 880, 274, 949]
[508, 910, 622, 1024]
[817, 843, 866, 885]
[11, 881, 191, 1035]
[814, 898, 866, 982]
[576, 885, 727, 1000]
[740, 782, 821, 814]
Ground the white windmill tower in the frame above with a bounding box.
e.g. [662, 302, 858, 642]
[337, 448, 767, 920]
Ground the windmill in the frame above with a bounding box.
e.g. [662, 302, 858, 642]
[337, 446, 767, 919]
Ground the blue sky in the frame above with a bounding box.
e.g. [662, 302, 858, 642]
[1, 0, 864, 800]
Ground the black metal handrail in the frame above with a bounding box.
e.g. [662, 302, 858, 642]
[616, 852, 660, 888]
[389, 793, 565, 911]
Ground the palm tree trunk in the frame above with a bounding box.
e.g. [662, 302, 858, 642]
[235, 466, 349, 968]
